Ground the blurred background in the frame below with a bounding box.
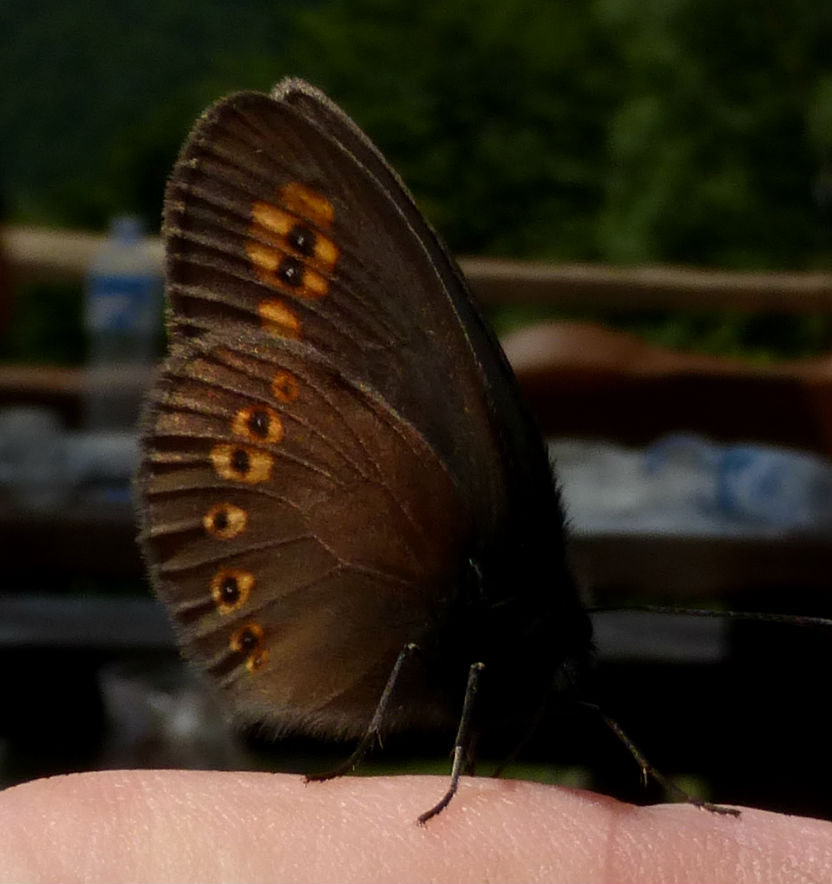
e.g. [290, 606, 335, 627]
[2, 0, 832, 821]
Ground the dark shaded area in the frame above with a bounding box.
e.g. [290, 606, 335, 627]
[523, 371, 832, 456]
[1, 512, 830, 822]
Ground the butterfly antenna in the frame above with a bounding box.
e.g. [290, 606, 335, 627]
[418, 661, 486, 825]
[588, 604, 832, 630]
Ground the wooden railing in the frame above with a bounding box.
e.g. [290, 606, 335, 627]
[4, 226, 162, 285]
[6, 224, 832, 312]
[4, 224, 832, 453]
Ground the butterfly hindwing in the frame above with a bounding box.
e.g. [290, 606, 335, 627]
[141, 332, 468, 736]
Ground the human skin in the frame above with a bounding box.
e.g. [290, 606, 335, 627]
[0, 770, 830, 883]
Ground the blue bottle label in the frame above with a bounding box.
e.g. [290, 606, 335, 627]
[87, 274, 158, 332]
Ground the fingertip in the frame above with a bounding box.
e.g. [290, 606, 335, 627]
[0, 771, 831, 883]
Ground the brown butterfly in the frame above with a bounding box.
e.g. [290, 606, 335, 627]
[137, 77, 592, 821]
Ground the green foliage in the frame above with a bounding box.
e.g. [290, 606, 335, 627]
[0, 0, 303, 230]
[283, 0, 618, 259]
[1, 283, 85, 364]
[594, 0, 832, 268]
[279, 0, 832, 268]
[3, 0, 831, 263]
[592, 310, 832, 362]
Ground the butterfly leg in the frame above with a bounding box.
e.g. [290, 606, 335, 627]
[580, 701, 740, 816]
[305, 642, 422, 783]
[417, 661, 486, 825]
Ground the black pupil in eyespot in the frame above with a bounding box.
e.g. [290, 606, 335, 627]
[239, 628, 258, 651]
[221, 576, 239, 603]
[287, 223, 316, 256]
[248, 410, 269, 437]
[231, 448, 250, 474]
[277, 256, 303, 286]
[213, 509, 229, 531]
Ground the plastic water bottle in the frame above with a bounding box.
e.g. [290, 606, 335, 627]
[83, 215, 162, 431]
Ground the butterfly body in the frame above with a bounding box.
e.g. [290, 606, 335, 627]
[138, 79, 591, 751]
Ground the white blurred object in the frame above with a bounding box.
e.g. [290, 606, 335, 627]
[0, 407, 68, 510]
[0, 406, 140, 508]
[64, 430, 139, 503]
[98, 659, 242, 770]
[550, 434, 832, 536]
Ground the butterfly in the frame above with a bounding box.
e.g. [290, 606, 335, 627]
[136, 77, 595, 822]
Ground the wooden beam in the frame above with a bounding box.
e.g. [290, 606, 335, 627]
[462, 256, 832, 313]
[4, 225, 163, 284]
[5, 225, 832, 312]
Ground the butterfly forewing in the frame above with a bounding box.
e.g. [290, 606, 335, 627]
[163, 88, 506, 516]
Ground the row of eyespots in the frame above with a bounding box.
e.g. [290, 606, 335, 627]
[244, 182, 340, 341]
[201, 369, 302, 673]
[209, 404, 285, 485]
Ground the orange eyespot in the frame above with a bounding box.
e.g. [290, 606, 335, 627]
[272, 370, 300, 403]
[248, 202, 337, 268]
[203, 503, 247, 539]
[230, 622, 264, 653]
[232, 405, 284, 444]
[210, 444, 273, 484]
[230, 623, 268, 672]
[211, 569, 254, 614]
